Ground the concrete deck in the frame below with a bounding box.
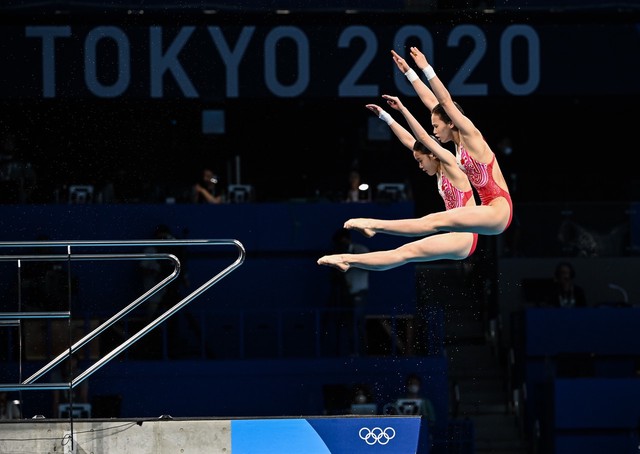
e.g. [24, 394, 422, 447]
[0, 415, 423, 454]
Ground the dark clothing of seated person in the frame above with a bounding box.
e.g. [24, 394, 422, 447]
[545, 261, 587, 308]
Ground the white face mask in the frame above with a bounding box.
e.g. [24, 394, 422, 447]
[408, 384, 420, 394]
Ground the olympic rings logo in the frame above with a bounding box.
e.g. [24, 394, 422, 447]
[358, 426, 396, 445]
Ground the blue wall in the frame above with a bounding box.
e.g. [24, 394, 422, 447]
[0, 202, 417, 315]
[511, 308, 640, 452]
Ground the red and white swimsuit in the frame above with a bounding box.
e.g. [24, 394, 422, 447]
[437, 173, 478, 257]
[456, 145, 513, 230]
[438, 173, 472, 211]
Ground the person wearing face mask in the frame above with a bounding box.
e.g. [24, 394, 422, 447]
[349, 383, 377, 415]
[400, 373, 436, 425]
[353, 384, 372, 405]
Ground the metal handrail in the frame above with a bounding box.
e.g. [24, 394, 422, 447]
[0, 311, 71, 319]
[0, 239, 245, 392]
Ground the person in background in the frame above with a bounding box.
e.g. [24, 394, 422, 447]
[0, 392, 20, 419]
[138, 224, 204, 358]
[139, 224, 190, 318]
[19, 234, 77, 312]
[403, 373, 436, 423]
[345, 170, 369, 202]
[546, 261, 587, 308]
[327, 228, 370, 356]
[352, 383, 374, 405]
[192, 168, 223, 204]
[350, 382, 376, 414]
[385, 373, 436, 425]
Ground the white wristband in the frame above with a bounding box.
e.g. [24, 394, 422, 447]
[404, 68, 419, 83]
[422, 65, 436, 81]
[379, 111, 395, 125]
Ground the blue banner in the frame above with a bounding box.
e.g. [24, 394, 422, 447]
[231, 416, 422, 453]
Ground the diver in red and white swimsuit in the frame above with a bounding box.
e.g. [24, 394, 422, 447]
[317, 100, 479, 273]
[364, 46, 515, 238]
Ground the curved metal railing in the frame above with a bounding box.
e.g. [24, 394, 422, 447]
[0, 239, 245, 393]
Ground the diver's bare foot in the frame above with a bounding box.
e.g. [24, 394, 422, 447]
[344, 218, 376, 238]
[317, 255, 349, 272]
